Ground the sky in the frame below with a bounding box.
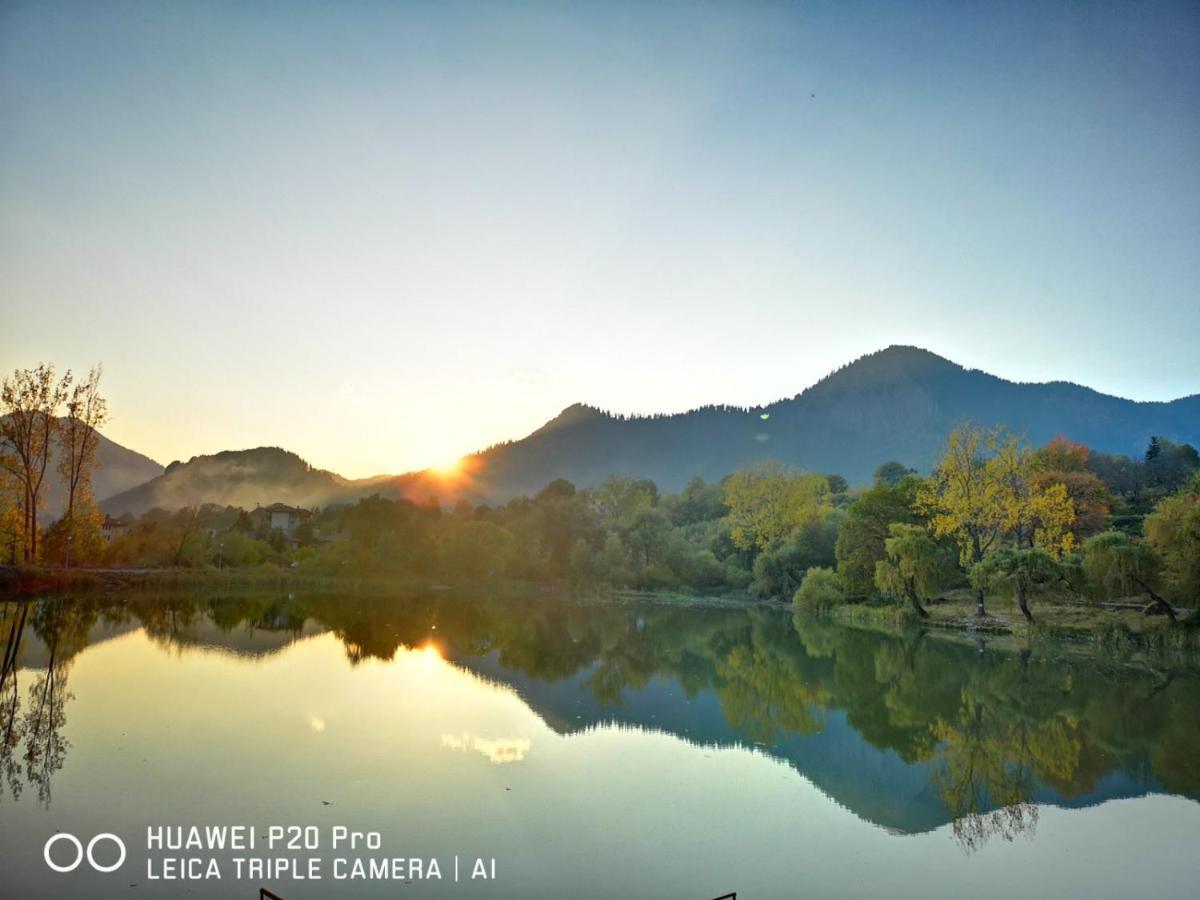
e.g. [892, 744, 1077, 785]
[2, 1, 1198, 478]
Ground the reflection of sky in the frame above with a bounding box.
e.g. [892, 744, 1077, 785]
[2, 2, 1198, 477]
[0, 626, 1197, 897]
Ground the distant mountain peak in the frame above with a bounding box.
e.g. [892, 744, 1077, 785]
[101, 445, 353, 515]
[530, 403, 608, 435]
[463, 347, 1198, 496]
[843, 345, 961, 376]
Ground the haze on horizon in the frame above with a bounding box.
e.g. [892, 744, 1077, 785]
[2, 1, 1198, 478]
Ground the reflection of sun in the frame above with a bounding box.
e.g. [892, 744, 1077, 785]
[420, 641, 441, 668]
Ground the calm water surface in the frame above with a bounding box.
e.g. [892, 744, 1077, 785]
[1, 593, 1198, 898]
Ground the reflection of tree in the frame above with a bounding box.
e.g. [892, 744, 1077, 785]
[0, 598, 75, 807]
[715, 644, 827, 744]
[21, 658, 72, 807]
[0, 601, 30, 802]
[932, 696, 1039, 852]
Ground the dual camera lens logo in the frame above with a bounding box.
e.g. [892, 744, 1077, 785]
[43, 832, 127, 873]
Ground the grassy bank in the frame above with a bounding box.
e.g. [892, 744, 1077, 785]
[819, 589, 1200, 653]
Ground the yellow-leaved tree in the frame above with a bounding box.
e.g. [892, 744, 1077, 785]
[919, 423, 1076, 616]
[723, 461, 829, 552]
[986, 432, 1076, 558]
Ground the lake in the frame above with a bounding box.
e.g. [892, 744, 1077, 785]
[1, 592, 1198, 898]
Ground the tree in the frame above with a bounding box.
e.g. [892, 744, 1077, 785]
[665, 476, 726, 526]
[41, 500, 104, 568]
[0, 365, 70, 562]
[442, 520, 516, 579]
[987, 433, 1076, 557]
[568, 538, 594, 585]
[919, 423, 1008, 616]
[874, 461, 915, 486]
[1143, 489, 1200, 607]
[750, 514, 839, 599]
[971, 548, 1065, 623]
[724, 461, 829, 552]
[595, 533, 633, 587]
[920, 424, 1077, 616]
[874, 523, 945, 618]
[1144, 437, 1200, 494]
[1082, 531, 1176, 623]
[57, 366, 107, 534]
[835, 475, 922, 596]
[625, 507, 670, 570]
[1031, 438, 1109, 540]
[593, 475, 655, 532]
[0, 471, 24, 565]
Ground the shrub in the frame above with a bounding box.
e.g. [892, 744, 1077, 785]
[793, 567, 844, 611]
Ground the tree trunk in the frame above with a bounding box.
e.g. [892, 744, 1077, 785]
[1016, 583, 1034, 623]
[29, 502, 37, 563]
[975, 587, 988, 618]
[1136, 578, 1177, 624]
[905, 579, 929, 618]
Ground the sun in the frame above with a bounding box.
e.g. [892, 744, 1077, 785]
[430, 457, 464, 478]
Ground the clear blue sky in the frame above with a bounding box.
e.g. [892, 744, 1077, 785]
[2, 1, 1198, 476]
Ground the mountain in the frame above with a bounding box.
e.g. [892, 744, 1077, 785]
[36, 426, 164, 517]
[98, 346, 1200, 512]
[99, 446, 390, 516]
[434, 346, 1200, 497]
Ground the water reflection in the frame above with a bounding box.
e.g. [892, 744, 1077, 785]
[1, 598, 82, 808]
[1, 591, 1198, 850]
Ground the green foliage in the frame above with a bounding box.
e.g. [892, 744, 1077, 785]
[625, 507, 671, 570]
[1081, 531, 1162, 601]
[663, 477, 726, 526]
[873, 461, 915, 486]
[1143, 487, 1200, 604]
[217, 529, 271, 567]
[793, 567, 844, 610]
[440, 520, 516, 579]
[874, 524, 946, 617]
[835, 475, 922, 596]
[750, 515, 839, 599]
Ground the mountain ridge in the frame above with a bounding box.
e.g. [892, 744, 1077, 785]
[97, 346, 1200, 513]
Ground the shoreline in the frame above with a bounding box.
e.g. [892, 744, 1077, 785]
[4, 564, 1197, 653]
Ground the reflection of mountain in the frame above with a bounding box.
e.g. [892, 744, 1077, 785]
[8, 592, 1198, 840]
[140, 617, 328, 658]
[453, 650, 1167, 835]
[13, 617, 141, 670]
